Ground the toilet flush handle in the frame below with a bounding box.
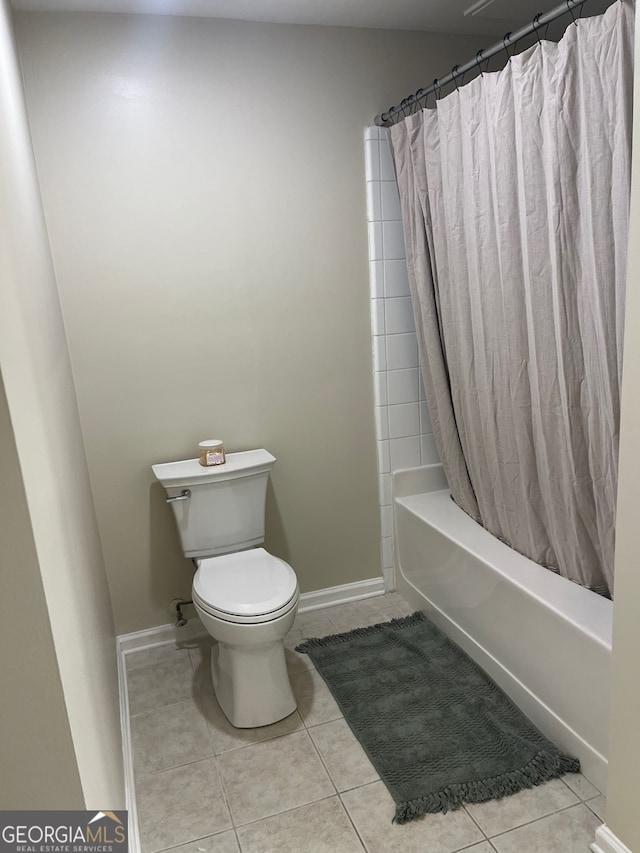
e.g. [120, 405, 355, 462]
[166, 489, 191, 503]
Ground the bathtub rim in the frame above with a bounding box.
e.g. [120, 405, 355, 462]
[393, 464, 613, 652]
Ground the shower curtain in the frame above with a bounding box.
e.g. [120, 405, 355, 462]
[390, 0, 633, 597]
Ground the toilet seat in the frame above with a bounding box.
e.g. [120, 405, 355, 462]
[192, 548, 299, 625]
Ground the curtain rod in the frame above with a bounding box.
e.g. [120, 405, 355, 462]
[374, 0, 592, 126]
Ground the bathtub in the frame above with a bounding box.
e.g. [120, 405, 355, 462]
[393, 464, 612, 793]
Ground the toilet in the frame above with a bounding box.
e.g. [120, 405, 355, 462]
[152, 449, 299, 728]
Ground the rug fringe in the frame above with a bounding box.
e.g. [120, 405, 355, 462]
[393, 751, 580, 824]
[295, 611, 425, 654]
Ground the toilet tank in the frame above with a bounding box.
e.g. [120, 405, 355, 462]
[152, 449, 276, 558]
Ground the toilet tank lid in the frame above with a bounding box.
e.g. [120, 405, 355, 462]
[152, 449, 276, 487]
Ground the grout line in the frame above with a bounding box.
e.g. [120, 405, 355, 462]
[561, 776, 604, 803]
[584, 796, 606, 822]
[123, 643, 192, 664]
[219, 733, 326, 831]
[582, 790, 605, 806]
[453, 840, 495, 852]
[462, 803, 491, 841]
[232, 793, 340, 835]
[212, 746, 237, 834]
[129, 695, 199, 718]
[136, 753, 216, 779]
[486, 798, 590, 840]
[304, 721, 342, 798]
[147, 827, 239, 853]
[129, 696, 201, 720]
[585, 791, 606, 802]
[338, 783, 385, 853]
[334, 794, 369, 852]
[211, 720, 305, 758]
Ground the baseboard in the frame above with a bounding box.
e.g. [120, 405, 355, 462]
[116, 576, 386, 656]
[382, 566, 396, 592]
[591, 825, 633, 853]
[297, 576, 385, 612]
[115, 639, 141, 853]
[118, 615, 207, 654]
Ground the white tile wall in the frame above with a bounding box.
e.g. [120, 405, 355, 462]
[364, 126, 442, 590]
[386, 332, 418, 370]
[387, 368, 418, 405]
[385, 297, 415, 335]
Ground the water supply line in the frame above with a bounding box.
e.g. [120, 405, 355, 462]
[170, 597, 192, 627]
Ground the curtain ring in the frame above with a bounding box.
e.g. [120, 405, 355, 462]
[416, 87, 431, 110]
[566, 0, 578, 25]
[502, 32, 513, 62]
[452, 65, 460, 93]
[475, 49, 485, 77]
[532, 13, 543, 45]
[433, 78, 442, 101]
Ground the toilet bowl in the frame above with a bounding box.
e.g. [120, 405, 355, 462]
[192, 548, 299, 728]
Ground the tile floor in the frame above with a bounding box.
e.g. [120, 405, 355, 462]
[125, 593, 605, 853]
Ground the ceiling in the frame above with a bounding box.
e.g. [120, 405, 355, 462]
[9, 0, 607, 37]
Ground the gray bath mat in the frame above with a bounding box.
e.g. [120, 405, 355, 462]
[296, 611, 579, 823]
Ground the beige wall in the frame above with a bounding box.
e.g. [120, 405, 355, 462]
[605, 8, 640, 849]
[0, 0, 123, 808]
[0, 372, 84, 808]
[15, 11, 479, 635]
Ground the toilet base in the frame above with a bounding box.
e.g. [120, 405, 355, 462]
[211, 638, 297, 728]
[193, 597, 299, 729]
